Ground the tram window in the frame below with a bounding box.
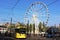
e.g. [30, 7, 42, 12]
[15, 28, 26, 34]
[19, 29, 26, 34]
[15, 29, 19, 32]
[20, 30, 26, 34]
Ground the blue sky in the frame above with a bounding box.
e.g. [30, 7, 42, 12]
[0, 0, 60, 26]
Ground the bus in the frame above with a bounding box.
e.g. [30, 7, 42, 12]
[15, 28, 26, 39]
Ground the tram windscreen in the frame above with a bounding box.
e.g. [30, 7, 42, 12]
[15, 28, 26, 34]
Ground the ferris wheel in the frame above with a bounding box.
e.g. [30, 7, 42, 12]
[24, 2, 49, 26]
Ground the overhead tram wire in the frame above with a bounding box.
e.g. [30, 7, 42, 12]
[10, 0, 58, 23]
[10, 0, 20, 23]
[39, 0, 58, 10]
[11, 0, 20, 10]
[8, 0, 20, 35]
[47, 0, 58, 6]
[45, 0, 58, 25]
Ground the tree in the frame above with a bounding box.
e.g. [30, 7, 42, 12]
[29, 24, 32, 34]
[33, 23, 35, 34]
[38, 22, 42, 32]
[38, 22, 47, 32]
[26, 20, 29, 34]
[42, 22, 46, 32]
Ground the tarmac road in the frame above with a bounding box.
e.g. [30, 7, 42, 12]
[0, 34, 60, 40]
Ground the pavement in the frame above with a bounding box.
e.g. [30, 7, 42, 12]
[0, 34, 60, 40]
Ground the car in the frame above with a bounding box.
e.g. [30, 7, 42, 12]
[46, 27, 60, 38]
[0, 26, 7, 34]
[46, 33, 55, 38]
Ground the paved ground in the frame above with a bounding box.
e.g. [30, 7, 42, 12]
[0, 34, 60, 40]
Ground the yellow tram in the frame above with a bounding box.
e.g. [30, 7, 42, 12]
[15, 27, 26, 39]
